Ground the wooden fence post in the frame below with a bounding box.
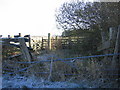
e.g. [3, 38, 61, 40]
[41, 37, 44, 50]
[28, 35, 31, 48]
[55, 36, 58, 49]
[110, 26, 120, 79]
[19, 33, 21, 37]
[18, 38, 32, 62]
[48, 33, 51, 50]
[55, 36, 57, 40]
[48, 56, 53, 81]
[112, 26, 120, 61]
[109, 27, 118, 41]
[8, 35, 10, 38]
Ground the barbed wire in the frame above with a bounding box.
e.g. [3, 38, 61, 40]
[3, 53, 120, 76]
[15, 53, 120, 64]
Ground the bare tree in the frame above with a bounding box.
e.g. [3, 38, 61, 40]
[55, 1, 119, 42]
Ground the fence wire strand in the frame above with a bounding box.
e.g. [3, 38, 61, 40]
[3, 53, 120, 76]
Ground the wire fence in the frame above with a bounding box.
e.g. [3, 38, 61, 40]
[15, 53, 120, 64]
[3, 53, 120, 78]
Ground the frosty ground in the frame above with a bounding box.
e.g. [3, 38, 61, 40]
[2, 54, 119, 88]
[2, 75, 81, 88]
[2, 74, 118, 88]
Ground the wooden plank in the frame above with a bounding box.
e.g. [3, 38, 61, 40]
[18, 38, 32, 62]
[11, 38, 29, 43]
[2, 37, 29, 43]
[8, 54, 22, 59]
[14, 33, 21, 38]
[9, 44, 20, 48]
[24, 35, 30, 37]
[1, 38, 11, 44]
[2, 43, 33, 51]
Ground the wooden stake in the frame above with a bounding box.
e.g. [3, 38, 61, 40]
[48, 56, 53, 81]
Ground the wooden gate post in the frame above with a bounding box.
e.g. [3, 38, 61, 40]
[18, 38, 32, 62]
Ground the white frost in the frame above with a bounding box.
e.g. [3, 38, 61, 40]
[2, 75, 80, 88]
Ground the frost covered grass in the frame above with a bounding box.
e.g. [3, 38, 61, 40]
[2, 75, 81, 88]
[2, 52, 119, 89]
[3, 74, 119, 88]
